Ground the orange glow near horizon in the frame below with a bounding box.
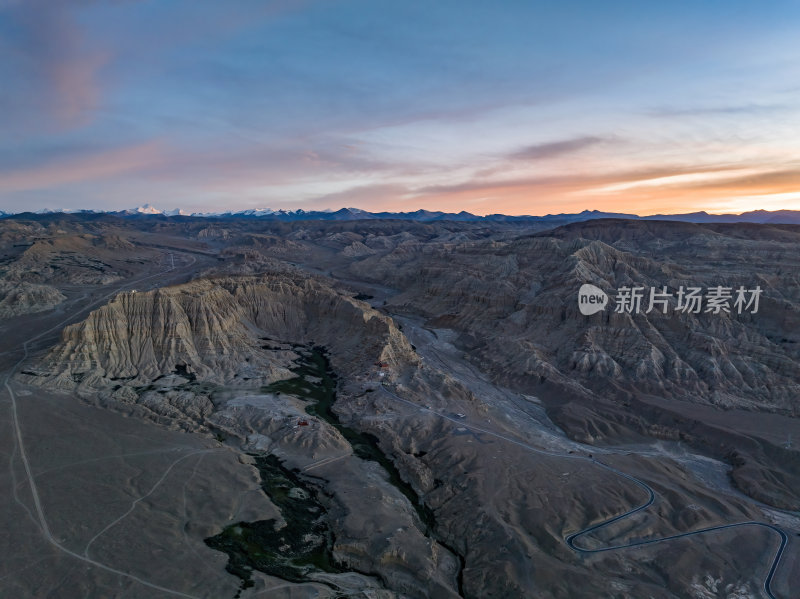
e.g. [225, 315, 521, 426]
[1, 119, 798, 217]
[2, 141, 798, 216]
[285, 151, 800, 216]
[333, 170, 800, 217]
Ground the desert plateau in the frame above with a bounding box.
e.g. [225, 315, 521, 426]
[0, 211, 797, 598]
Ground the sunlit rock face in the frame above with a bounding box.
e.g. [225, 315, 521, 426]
[22, 272, 416, 393]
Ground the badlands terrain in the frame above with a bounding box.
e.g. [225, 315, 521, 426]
[1, 212, 798, 598]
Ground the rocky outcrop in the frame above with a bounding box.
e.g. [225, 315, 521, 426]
[0, 281, 65, 318]
[341, 241, 377, 257]
[0, 233, 165, 285]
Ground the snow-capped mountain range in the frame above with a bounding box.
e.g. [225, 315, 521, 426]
[2, 205, 800, 225]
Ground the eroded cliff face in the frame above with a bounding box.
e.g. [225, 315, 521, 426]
[22, 272, 416, 394]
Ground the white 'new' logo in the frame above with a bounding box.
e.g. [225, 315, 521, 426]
[578, 284, 608, 315]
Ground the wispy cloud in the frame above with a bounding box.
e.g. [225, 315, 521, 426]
[647, 103, 785, 118]
[506, 136, 607, 161]
[414, 164, 744, 196]
[664, 166, 800, 193]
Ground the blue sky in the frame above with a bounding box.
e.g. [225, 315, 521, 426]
[1, 0, 799, 215]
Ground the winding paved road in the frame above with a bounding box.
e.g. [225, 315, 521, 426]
[379, 384, 789, 599]
[567, 460, 788, 599]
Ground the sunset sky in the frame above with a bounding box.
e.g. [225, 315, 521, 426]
[1, 0, 799, 216]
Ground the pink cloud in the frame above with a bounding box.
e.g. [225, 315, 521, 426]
[9, 1, 110, 128]
[0, 141, 164, 192]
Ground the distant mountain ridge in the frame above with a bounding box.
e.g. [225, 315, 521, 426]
[3, 205, 800, 224]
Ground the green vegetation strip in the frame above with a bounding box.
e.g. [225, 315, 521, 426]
[204, 453, 342, 594]
[205, 345, 437, 595]
[267, 347, 435, 530]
